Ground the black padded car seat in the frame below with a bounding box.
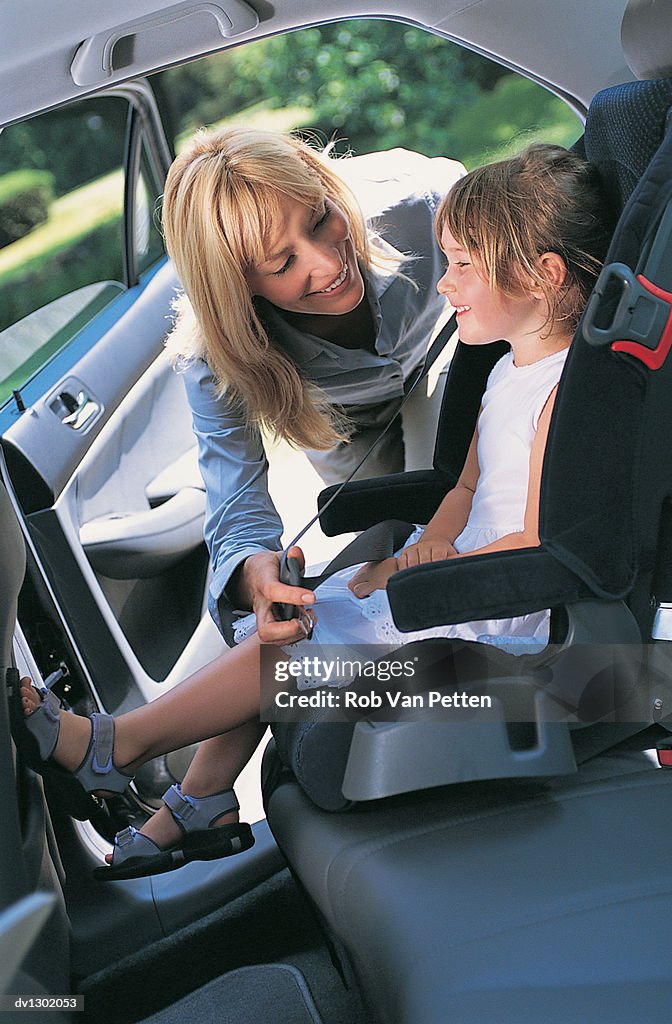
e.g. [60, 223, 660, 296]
[267, 75, 672, 814]
[263, 48, 672, 1024]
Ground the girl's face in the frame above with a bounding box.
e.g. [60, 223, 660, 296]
[246, 194, 365, 317]
[437, 225, 546, 350]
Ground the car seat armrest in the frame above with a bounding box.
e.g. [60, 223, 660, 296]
[318, 469, 451, 536]
[387, 545, 592, 631]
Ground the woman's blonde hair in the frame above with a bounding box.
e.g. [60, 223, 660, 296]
[163, 126, 377, 448]
[435, 143, 613, 334]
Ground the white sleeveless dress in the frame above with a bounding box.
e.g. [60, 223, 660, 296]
[234, 348, 568, 675]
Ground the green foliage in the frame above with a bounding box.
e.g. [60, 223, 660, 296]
[199, 23, 483, 156]
[0, 217, 122, 332]
[159, 20, 576, 168]
[159, 51, 265, 135]
[446, 74, 583, 168]
[0, 169, 54, 248]
[0, 97, 128, 196]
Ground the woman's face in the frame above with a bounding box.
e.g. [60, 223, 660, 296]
[245, 194, 365, 317]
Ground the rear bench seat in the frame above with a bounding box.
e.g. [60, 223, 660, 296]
[264, 729, 672, 1023]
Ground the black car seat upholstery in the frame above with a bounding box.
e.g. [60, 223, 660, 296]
[269, 74, 672, 814]
[263, 3, 672, 1019]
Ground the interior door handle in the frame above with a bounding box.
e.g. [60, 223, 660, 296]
[60, 390, 100, 430]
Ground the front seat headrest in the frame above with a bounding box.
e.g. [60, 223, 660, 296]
[622, 0, 672, 79]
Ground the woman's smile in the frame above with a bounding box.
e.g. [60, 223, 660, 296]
[309, 261, 350, 296]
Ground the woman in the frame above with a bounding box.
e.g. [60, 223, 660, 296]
[163, 127, 464, 644]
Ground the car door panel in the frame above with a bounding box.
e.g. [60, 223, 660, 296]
[3, 258, 216, 707]
[0, 483, 74, 1010]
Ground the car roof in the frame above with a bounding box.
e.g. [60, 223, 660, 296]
[0, 0, 632, 128]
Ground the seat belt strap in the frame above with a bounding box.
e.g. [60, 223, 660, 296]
[275, 313, 457, 620]
[280, 518, 416, 598]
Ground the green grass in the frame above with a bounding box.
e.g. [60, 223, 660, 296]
[0, 168, 53, 203]
[0, 102, 306, 285]
[450, 75, 583, 169]
[0, 169, 123, 285]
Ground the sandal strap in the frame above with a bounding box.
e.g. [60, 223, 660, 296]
[74, 713, 134, 794]
[109, 826, 161, 867]
[28, 686, 63, 760]
[90, 714, 114, 775]
[162, 783, 240, 833]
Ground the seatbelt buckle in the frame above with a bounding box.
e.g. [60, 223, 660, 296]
[583, 262, 672, 369]
[656, 737, 672, 767]
[274, 550, 304, 622]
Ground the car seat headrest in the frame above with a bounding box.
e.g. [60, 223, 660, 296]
[582, 78, 672, 222]
[622, 0, 672, 79]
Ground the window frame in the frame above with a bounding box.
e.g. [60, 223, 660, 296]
[0, 79, 172, 414]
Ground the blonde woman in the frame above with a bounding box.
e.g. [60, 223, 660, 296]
[162, 127, 465, 645]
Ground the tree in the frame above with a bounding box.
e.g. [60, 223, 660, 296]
[229, 21, 481, 157]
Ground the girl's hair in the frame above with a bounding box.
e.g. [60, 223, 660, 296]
[162, 127, 376, 449]
[435, 143, 613, 334]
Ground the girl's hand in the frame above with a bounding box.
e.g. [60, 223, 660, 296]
[395, 539, 457, 570]
[348, 556, 399, 599]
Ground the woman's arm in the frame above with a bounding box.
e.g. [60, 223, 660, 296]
[183, 362, 313, 643]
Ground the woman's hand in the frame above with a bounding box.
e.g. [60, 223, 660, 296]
[240, 547, 316, 644]
[348, 556, 399, 598]
[395, 539, 456, 570]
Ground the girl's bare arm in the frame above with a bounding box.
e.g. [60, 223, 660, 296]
[349, 425, 480, 596]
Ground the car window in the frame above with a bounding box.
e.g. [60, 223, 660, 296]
[0, 94, 166, 409]
[154, 19, 582, 168]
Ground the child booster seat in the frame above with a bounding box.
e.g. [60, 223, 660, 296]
[267, 71, 672, 814]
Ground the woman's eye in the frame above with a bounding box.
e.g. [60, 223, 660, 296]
[314, 204, 331, 230]
[273, 255, 295, 276]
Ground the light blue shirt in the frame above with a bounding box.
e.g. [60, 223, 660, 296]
[179, 148, 465, 619]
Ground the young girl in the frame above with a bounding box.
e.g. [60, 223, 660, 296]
[11, 144, 612, 881]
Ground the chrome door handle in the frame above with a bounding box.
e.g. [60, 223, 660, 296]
[61, 390, 100, 430]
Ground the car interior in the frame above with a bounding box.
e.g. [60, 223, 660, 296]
[2, 0, 672, 1022]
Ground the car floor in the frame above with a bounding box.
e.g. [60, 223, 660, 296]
[76, 868, 369, 1024]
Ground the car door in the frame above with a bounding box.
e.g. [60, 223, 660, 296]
[0, 81, 226, 815]
[0, 479, 72, 1009]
